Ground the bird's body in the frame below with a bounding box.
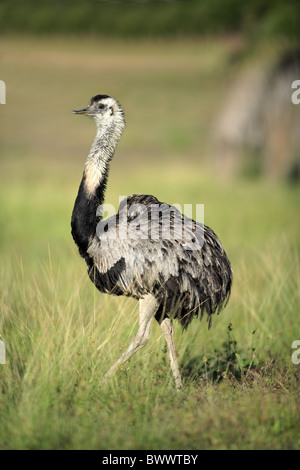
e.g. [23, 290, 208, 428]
[71, 95, 232, 388]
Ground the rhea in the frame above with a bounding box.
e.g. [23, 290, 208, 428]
[71, 95, 232, 389]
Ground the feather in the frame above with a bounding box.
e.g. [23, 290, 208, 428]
[86, 193, 232, 328]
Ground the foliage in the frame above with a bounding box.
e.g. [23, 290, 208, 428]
[0, 0, 298, 43]
[181, 323, 258, 383]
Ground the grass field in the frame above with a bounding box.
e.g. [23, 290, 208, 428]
[0, 36, 299, 450]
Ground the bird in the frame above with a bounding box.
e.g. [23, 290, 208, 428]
[71, 94, 232, 389]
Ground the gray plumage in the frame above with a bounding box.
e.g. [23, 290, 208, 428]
[71, 95, 232, 389]
[88, 193, 231, 329]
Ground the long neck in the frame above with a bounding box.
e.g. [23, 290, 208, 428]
[84, 121, 120, 200]
[71, 115, 124, 257]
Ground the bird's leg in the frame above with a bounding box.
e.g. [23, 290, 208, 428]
[160, 318, 183, 390]
[102, 294, 159, 385]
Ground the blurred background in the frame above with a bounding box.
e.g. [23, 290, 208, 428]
[0, 0, 300, 450]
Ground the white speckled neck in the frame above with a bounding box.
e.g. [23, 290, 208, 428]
[84, 110, 125, 197]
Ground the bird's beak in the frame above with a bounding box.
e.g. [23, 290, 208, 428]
[73, 107, 91, 115]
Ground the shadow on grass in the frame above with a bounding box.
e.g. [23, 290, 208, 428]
[180, 323, 258, 384]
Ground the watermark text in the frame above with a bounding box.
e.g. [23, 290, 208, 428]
[96, 197, 205, 251]
[0, 80, 6, 104]
[291, 340, 300, 364]
[0, 340, 5, 364]
[291, 80, 300, 104]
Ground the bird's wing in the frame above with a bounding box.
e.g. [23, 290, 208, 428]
[87, 194, 207, 294]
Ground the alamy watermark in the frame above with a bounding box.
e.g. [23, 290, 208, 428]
[0, 80, 6, 104]
[291, 80, 300, 105]
[0, 340, 5, 364]
[291, 340, 300, 365]
[96, 197, 205, 250]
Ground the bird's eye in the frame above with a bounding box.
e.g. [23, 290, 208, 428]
[98, 103, 105, 110]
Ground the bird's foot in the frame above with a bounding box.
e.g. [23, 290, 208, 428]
[101, 362, 121, 386]
[102, 370, 114, 387]
[175, 377, 183, 391]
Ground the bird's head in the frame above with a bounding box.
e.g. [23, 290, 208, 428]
[73, 95, 124, 127]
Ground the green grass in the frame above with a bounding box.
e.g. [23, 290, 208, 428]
[0, 36, 299, 450]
